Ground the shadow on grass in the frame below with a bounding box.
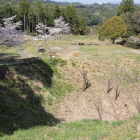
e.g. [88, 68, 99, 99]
[0, 59, 60, 137]
[0, 66, 7, 79]
[0, 53, 20, 58]
[116, 41, 125, 45]
[13, 58, 53, 87]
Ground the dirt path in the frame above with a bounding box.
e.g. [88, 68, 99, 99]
[0, 50, 37, 66]
[18, 49, 37, 57]
[114, 49, 140, 54]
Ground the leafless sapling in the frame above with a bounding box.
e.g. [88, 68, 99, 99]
[107, 78, 113, 93]
[94, 96, 103, 120]
[137, 97, 140, 113]
[114, 86, 121, 100]
[81, 70, 91, 91]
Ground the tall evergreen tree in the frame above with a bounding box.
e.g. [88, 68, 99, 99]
[0, 4, 16, 19]
[79, 16, 87, 35]
[34, 1, 45, 23]
[17, 0, 30, 31]
[117, 0, 136, 15]
[53, 5, 62, 19]
[65, 5, 79, 34]
[43, 4, 50, 26]
[28, 7, 36, 33]
[72, 16, 80, 35]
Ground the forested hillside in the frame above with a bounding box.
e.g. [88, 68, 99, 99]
[0, 0, 140, 45]
[0, 0, 88, 35]
[0, 0, 44, 5]
[0, 0, 121, 35]
[75, 4, 118, 26]
[3, 0, 139, 35]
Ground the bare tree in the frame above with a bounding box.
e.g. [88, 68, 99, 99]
[81, 70, 91, 91]
[94, 75, 119, 120]
[107, 78, 113, 93]
[114, 67, 140, 114]
[137, 97, 140, 113]
[94, 96, 103, 120]
[114, 86, 121, 100]
[89, 88, 119, 120]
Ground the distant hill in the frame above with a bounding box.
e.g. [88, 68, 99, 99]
[0, 0, 139, 7]
[0, 0, 44, 5]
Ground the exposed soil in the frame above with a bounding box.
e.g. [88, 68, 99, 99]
[56, 90, 137, 122]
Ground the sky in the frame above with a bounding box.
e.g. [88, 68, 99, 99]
[53, 0, 140, 4]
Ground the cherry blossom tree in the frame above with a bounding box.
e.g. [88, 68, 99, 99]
[48, 16, 70, 40]
[36, 22, 46, 36]
[35, 16, 70, 56]
[35, 22, 52, 47]
[36, 16, 70, 41]
[0, 15, 25, 52]
[35, 22, 52, 54]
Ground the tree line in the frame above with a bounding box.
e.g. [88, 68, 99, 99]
[0, 0, 87, 35]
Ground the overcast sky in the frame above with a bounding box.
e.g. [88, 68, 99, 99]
[53, 0, 140, 4]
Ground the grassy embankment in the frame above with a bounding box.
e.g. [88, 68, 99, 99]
[0, 58, 73, 137]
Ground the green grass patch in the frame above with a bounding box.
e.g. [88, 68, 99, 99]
[0, 119, 113, 140]
[132, 113, 140, 120]
[1, 116, 140, 140]
[112, 120, 126, 126]
[48, 81, 74, 99]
